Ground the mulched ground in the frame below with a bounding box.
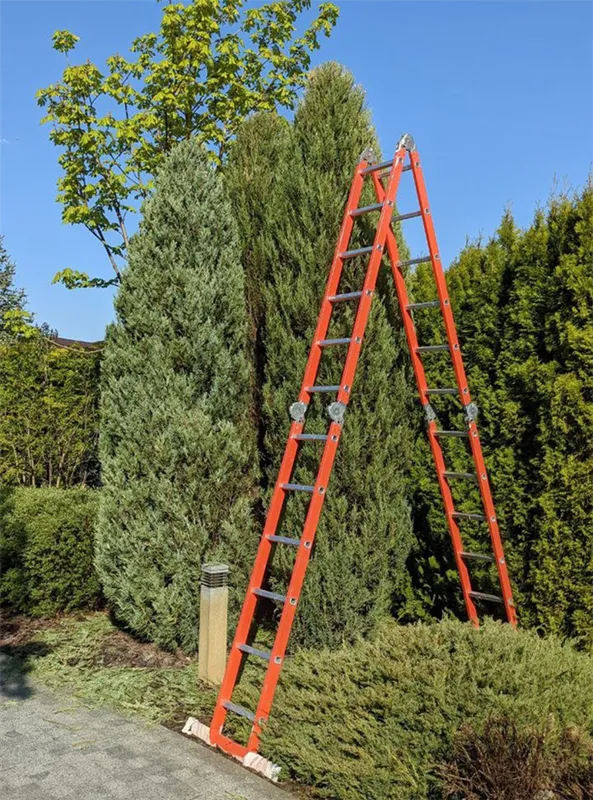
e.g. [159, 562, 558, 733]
[0, 613, 192, 669]
[0, 615, 60, 648]
[99, 629, 192, 669]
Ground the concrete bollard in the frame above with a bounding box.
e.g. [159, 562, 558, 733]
[198, 564, 229, 686]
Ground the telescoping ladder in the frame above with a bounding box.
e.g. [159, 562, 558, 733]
[210, 133, 517, 761]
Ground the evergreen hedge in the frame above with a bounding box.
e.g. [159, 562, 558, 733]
[408, 186, 593, 647]
[0, 487, 100, 616]
[227, 63, 416, 650]
[96, 139, 257, 653]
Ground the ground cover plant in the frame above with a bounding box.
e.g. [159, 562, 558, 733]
[2, 613, 592, 800]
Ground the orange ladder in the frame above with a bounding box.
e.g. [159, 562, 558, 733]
[210, 133, 517, 760]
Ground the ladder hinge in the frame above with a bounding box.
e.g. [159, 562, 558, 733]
[397, 133, 416, 152]
[423, 403, 436, 423]
[327, 401, 346, 424]
[360, 146, 377, 163]
[289, 401, 307, 422]
[464, 402, 479, 423]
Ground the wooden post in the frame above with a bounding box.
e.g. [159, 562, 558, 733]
[198, 564, 229, 686]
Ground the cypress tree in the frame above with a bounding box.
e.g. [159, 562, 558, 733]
[96, 139, 257, 652]
[228, 63, 416, 649]
[409, 185, 593, 647]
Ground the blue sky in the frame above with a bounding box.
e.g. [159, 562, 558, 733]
[1, 1, 592, 341]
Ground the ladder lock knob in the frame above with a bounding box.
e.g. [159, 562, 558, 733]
[289, 401, 307, 422]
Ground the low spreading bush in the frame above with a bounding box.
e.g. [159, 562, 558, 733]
[243, 619, 593, 800]
[0, 487, 100, 616]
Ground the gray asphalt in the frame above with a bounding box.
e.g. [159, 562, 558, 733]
[0, 654, 289, 800]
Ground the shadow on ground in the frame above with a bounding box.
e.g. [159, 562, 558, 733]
[0, 642, 52, 701]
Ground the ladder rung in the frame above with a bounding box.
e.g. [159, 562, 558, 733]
[444, 471, 477, 481]
[435, 430, 469, 438]
[393, 210, 422, 223]
[253, 588, 286, 603]
[340, 246, 373, 259]
[398, 256, 432, 268]
[361, 159, 393, 175]
[379, 163, 412, 180]
[416, 345, 450, 353]
[307, 385, 340, 393]
[460, 551, 495, 563]
[469, 591, 504, 604]
[223, 701, 255, 722]
[452, 512, 487, 522]
[281, 483, 314, 493]
[406, 301, 440, 310]
[318, 338, 352, 347]
[237, 643, 271, 661]
[350, 202, 383, 217]
[426, 388, 457, 395]
[328, 291, 363, 302]
[267, 535, 301, 546]
[292, 433, 328, 442]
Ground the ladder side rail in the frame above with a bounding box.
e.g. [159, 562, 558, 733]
[336, 149, 404, 404]
[247, 416, 344, 752]
[371, 170, 479, 626]
[299, 162, 367, 404]
[210, 159, 368, 750]
[409, 152, 472, 403]
[409, 154, 517, 626]
[247, 150, 407, 752]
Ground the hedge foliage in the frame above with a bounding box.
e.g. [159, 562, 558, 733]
[407, 186, 593, 646]
[252, 620, 593, 800]
[0, 487, 100, 616]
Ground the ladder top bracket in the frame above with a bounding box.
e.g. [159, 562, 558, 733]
[397, 133, 416, 152]
[360, 146, 377, 163]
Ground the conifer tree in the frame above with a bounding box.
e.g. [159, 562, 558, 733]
[96, 139, 257, 652]
[409, 185, 593, 647]
[228, 63, 416, 649]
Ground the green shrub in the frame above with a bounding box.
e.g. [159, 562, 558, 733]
[246, 619, 593, 800]
[0, 487, 100, 616]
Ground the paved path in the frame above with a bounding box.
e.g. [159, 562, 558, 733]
[0, 655, 288, 800]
